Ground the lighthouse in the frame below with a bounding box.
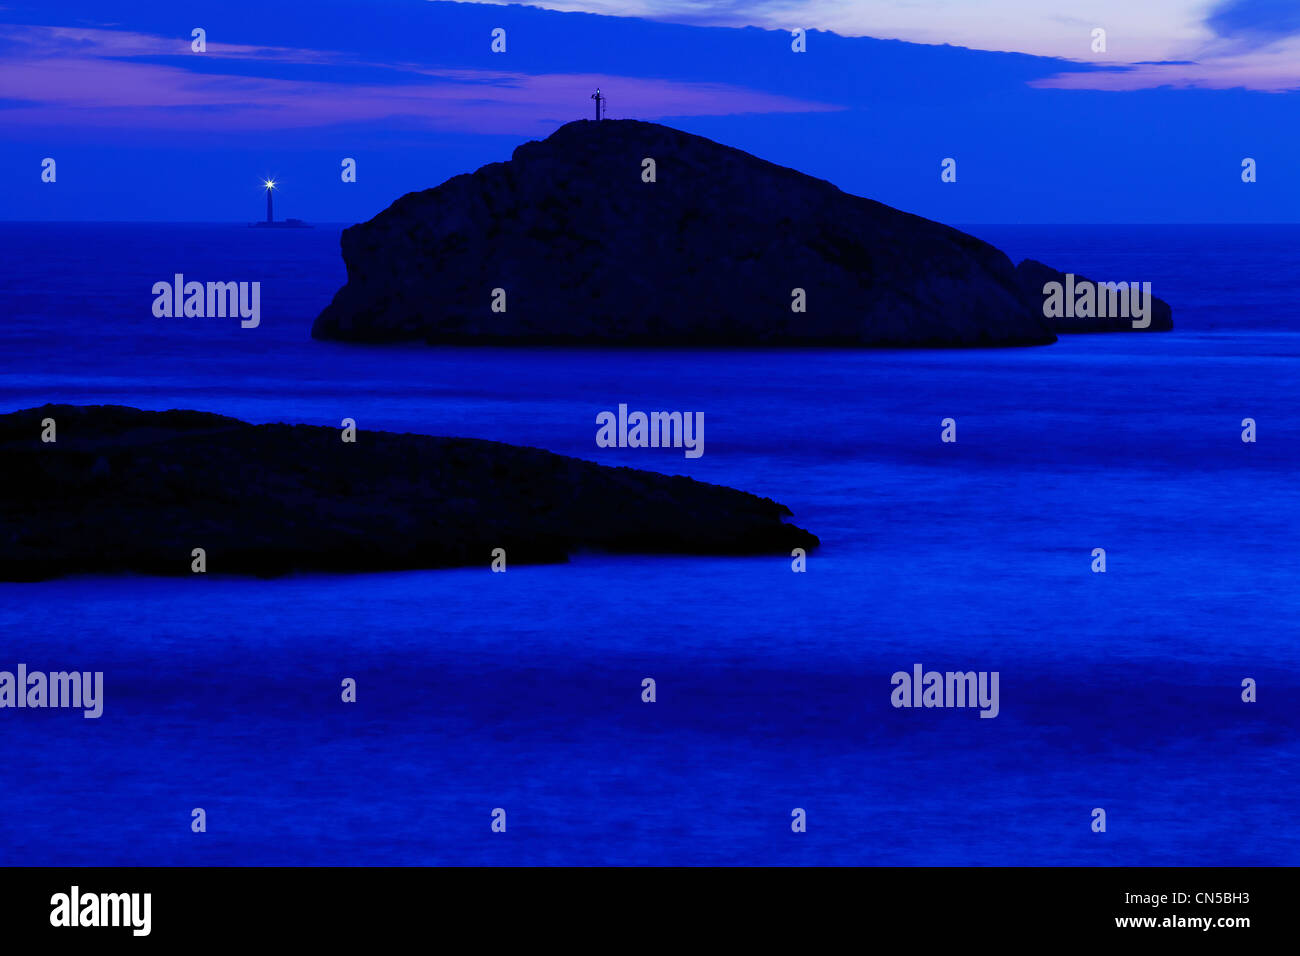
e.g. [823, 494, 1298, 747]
[250, 177, 310, 228]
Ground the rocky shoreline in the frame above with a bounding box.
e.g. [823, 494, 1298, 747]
[1, 404, 817, 581]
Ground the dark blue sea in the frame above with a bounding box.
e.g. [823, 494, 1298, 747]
[1, 222, 1297, 865]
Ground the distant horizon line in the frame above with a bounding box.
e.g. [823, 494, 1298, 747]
[3, 220, 1299, 227]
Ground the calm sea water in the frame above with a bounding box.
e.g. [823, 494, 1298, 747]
[0, 222, 1297, 865]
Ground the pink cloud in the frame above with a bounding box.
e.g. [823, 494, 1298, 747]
[0, 23, 842, 134]
[1032, 59, 1300, 93]
[0, 23, 351, 64]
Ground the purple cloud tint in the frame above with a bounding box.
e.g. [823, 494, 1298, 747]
[0, 23, 842, 133]
[1032, 45, 1300, 92]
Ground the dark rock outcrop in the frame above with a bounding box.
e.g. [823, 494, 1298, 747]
[313, 119, 1059, 348]
[0, 404, 817, 581]
[1014, 259, 1173, 332]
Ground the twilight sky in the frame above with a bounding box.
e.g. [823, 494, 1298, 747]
[2, 0, 1295, 222]
[491, 0, 1300, 88]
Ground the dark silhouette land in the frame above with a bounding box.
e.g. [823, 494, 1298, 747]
[313, 120, 1170, 346]
[0, 404, 817, 581]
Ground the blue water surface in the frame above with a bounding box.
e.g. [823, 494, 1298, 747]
[0, 222, 1296, 864]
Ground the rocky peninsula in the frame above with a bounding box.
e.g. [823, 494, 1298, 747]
[0, 404, 817, 581]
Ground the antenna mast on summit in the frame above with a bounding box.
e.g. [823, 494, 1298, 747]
[591, 88, 606, 120]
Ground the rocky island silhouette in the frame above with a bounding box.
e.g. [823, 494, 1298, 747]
[313, 119, 1171, 346]
[1, 404, 817, 581]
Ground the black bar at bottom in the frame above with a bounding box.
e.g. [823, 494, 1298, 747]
[0, 866, 1280, 942]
